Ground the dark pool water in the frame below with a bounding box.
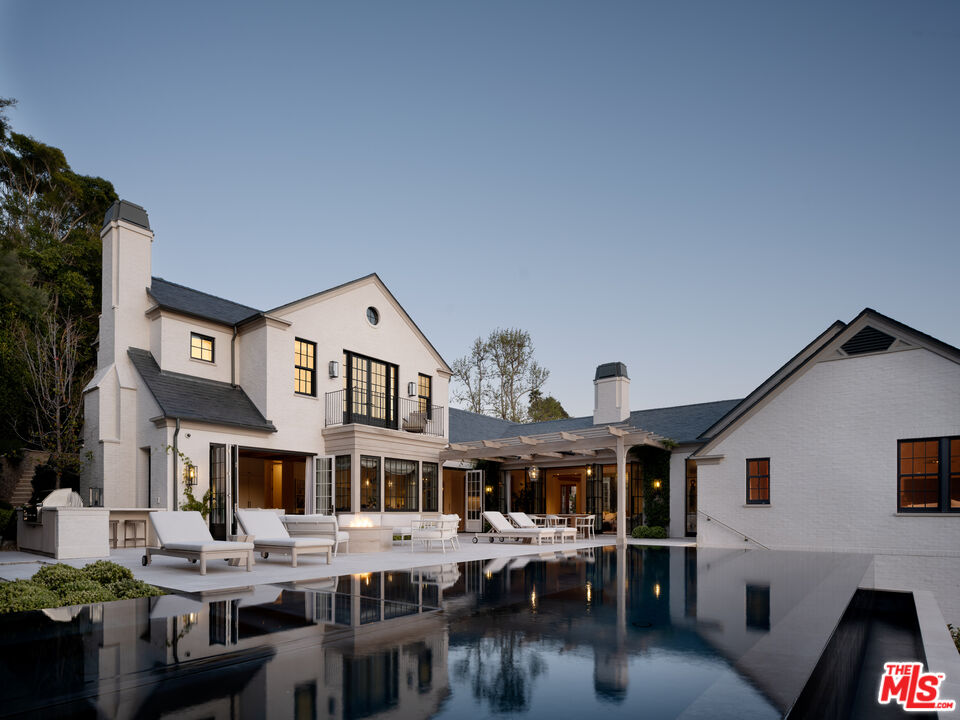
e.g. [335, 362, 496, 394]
[0, 546, 872, 719]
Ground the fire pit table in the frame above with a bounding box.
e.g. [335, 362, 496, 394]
[345, 525, 394, 553]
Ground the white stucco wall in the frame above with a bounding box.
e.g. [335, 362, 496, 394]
[698, 347, 960, 554]
[151, 313, 235, 383]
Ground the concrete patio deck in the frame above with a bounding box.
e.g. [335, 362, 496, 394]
[0, 535, 695, 594]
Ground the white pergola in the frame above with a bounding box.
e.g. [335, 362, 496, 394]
[440, 423, 668, 545]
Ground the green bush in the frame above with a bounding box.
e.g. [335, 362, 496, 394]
[949, 624, 959, 654]
[56, 578, 117, 605]
[631, 525, 667, 539]
[0, 580, 60, 614]
[0, 561, 164, 614]
[0, 508, 12, 538]
[32, 563, 86, 595]
[108, 578, 162, 600]
[82, 560, 133, 585]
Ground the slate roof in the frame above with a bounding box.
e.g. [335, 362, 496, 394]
[128, 348, 276, 432]
[149, 277, 261, 326]
[449, 398, 742, 445]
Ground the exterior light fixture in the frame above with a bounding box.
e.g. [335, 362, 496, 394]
[329, 361, 339, 378]
[408, 381, 417, 397]
[653, 480, 662, 489]
[184, 464, 197, 487]
[485, 485, 493, 494]
[586, 465, 593, 478]
[528, 466, 539, 481]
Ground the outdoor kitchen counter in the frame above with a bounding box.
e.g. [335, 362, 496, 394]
[17, 506, 110, 559]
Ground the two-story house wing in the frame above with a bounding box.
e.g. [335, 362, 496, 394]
[83, 201, 450, 538]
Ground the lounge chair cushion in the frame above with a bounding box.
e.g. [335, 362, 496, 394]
[251, 537, 334, 548]
[150, 511, 217, 546]
[236, 509, 291, 539]
[165, 541, 253, 553]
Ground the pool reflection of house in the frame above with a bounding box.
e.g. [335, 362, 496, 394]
[54, 570, 456, 719]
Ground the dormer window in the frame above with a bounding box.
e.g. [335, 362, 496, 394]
[190, 333, 214, 363]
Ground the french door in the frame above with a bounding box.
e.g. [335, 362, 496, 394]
[315, 455, 334, 514]
[345, 351, 398, 428]
[208, 443, 238, 540]
[465, 470, 483, 532]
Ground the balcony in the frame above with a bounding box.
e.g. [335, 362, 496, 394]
[325, 389, 445, 438]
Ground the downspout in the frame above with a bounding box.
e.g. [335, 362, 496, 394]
[172, 418, 181, 510]
[231, 325, 238, 387]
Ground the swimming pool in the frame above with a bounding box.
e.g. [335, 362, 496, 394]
[0, 546, 877, 718]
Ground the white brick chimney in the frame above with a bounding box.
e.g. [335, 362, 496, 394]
[593, 362, 630, 424]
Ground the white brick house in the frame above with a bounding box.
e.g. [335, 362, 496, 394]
[82, 201, 451, 538]
[693, 310, 960, 554]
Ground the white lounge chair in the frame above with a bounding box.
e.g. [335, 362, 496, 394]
[236, 509, 334, 567]
[475, 511, 553, 545]
[509, 511, 576, 543]
[143, 511, 254, 575]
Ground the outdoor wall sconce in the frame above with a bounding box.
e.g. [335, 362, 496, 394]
[528, 465, 539, 481]
[184, 464, 197, 487]
[408, 381, 417, 396]
[485, 485, 493, 494]
[586, 465, 593, 477]
[329, 361, 339, 378]
[653, 480, 662, 489]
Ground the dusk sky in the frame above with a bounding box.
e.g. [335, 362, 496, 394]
[2, 1, 957, 417]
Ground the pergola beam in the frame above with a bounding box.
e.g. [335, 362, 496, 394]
[440, 428, 664, 461]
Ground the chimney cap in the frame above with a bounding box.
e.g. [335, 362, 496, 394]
[595, 362, 628, 381]
[103, 200, 150, 230]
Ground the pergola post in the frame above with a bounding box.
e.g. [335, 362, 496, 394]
[616, 435, 626, 546]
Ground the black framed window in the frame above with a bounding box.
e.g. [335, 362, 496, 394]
[417, 374, 432, 418]
[746, 458, 770, 504]
[422, 462, 438, 512]
[360, 455, 380, 511]
[384, 458, 418, 511]
[295, 339, 316, 396]
[898, 437, 960, 512]
[190, 332, 214, 362]
[335, 455, 351, 512]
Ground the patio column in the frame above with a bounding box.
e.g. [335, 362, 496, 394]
[616, 435, 626, 546]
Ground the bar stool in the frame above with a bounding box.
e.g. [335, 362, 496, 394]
[124, 519, 147, 548]
[109, 520, 119, 549]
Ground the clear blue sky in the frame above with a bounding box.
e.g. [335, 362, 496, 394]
[2, 1, 958, 417]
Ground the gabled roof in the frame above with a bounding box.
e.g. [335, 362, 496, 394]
[693, 307, 960, 457]
[449, 398, 741, 445]
[128, 348, 276, 432]
[149, 277, 261, 326]
[267, 273, 452, 374]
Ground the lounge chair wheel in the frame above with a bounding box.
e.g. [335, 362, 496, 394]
[489, 538, 494, 543]
[262, 552, 269, 559]
[141, 555, 148, 566]
[499, 537, 505, 542]
[190, 558, 197, 564]
[472, 536, 478, 544]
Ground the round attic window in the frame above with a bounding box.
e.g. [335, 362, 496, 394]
[366, 307, 380, 326]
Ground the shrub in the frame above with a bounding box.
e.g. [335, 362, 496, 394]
[0, 580, 60, 614]
[108, 578, 163, 600]
[32, 563, 87, 595]
[0, 508, 12, 538]
[631, 525, 667, 539]
[949, 624, 959, 654]
[56, 578, 117, 605]
[82, 560, 133, 585]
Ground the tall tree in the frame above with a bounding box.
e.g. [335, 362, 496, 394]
[451, 328, 551, 422]
[451, 336, 491, 414]
[0, 98, 117, 475]
[527, 389, 569, 423]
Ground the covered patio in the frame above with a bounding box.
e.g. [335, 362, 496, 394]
[441, 422, 669, 545]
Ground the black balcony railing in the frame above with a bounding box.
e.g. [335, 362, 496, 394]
[325, 389, 445, 437]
